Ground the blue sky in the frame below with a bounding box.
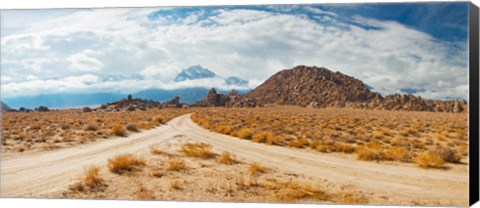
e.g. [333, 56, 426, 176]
[0, 2, 470, 100]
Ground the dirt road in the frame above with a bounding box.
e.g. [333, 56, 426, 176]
[1, 114, 468, 205]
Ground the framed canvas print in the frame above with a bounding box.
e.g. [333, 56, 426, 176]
[1, 0, 479, 207]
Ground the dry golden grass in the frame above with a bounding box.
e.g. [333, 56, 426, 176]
[107, 154, 146, 174]
[287, 137, 309, 148]
[180, 143, 217, 159]
[215, 125, 234, 134]
[249, 162, 268, 175]
[111, 124, 127, 137]
[387, 146, 409, 161]
[262, 180, 330, 202]
[2, 108, 190, 153]
[127, 124, 139, 132]
[192, 106, 467, 168]
[68, 165, 106, 193]
[217, 151, 238, 165]
[251, 131, 282, 145]
[149, 167, 165, 178]
[151, 115, 165, 124]
[84, 123, 98, 131]
[63, 139, 372, 204]
[415, 150, 446, 169]
[337, 193, 369, 204]
[237, 128, 253, 139]
[317, 143, 355, 153]
[434, 146, 462, 163]
[167, 159, 187, 171]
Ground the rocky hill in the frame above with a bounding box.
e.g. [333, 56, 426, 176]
[201, 65, 467, 113]
[192, 88, 242, 107]
[95, 95, 187, 112]
[238, 65, 382, 108]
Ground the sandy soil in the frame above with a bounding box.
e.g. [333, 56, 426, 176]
[61, 137, 366, 204]
[0, 114, 468, 206]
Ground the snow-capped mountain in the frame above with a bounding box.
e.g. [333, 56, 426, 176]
[174, 65, 249, 87]
[225, 76, 248, 86]
[3, 65, 252, 109]
[174, 65, 216, 82]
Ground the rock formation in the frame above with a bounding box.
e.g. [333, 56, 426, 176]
[198, 65, 467, 113]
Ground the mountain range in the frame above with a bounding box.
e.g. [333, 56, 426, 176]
[1, 65, 250, 109]
[1, 65, 467, 113]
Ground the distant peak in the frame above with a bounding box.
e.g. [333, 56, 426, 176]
[224, 76, 248, 86]
[175, 65, 216, 82]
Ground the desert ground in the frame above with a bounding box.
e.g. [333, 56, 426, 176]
[0, 107, 469, 206]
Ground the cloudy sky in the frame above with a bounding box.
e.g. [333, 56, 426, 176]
[0, 2, 470, 100]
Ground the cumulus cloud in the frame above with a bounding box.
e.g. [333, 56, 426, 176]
[1, 75, 13, 83]
[26, 75, 39, 81]
[0, 5, 469, 100]
[139, 62, 182, 81]
[1, 74, 250, 97]
[67, 52, 104, 72]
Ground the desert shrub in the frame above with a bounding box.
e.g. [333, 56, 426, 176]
[252, 131, 269, 143]
[435, 134, 446, 141]
[127, 124, 139, 132]
[68, 165, 106, 193]
[149, 167, 164, 178]
[218, 151, 238, 165]
[333, 143, 356, 153]
[309, 140, 321, 149]
[43, 142, 59, 150]
[275, 181, 330, 202]
[249, 162, 268, 175]
[372, 131, 384, 140]
[81, 166, 105, 189]
[167, 159, 187, 171]
[316, 143, 355, 154]
[85, 123, 98, 131]
[77, 136, 88, 144]
[337, 193, 369, 204]
[111, 124, 127, 136]
[355, 146, 385, 161]
[387, 146, 409, 161]
[399, 130, 410, 137]
[151, 115, 165, 124]
[287, 137, 309, 148]
[415, 150, 445, 169]
[180, 143, 216, 159]
[237, 128, 253, 139]
[435, 146, 462, 163]
[266, 133, 282, 145]
[215, 125, 233, 134]
[107, 154, 145, 174]
[252, 131, 281, 145]
[30, 123, 42, 130]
